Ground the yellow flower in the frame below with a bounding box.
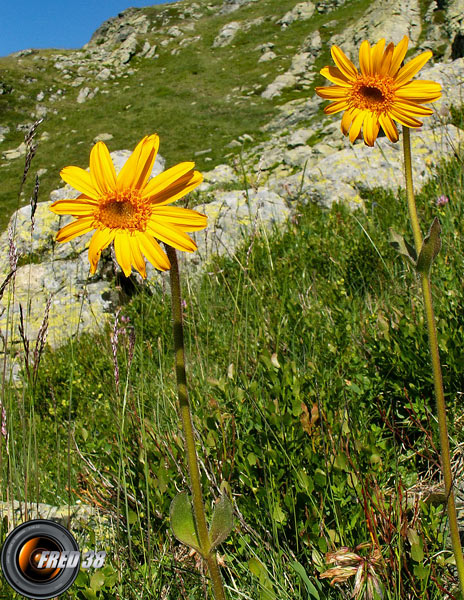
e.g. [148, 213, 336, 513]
[315, 37, 442, 146]
[50, 135, 206, 278]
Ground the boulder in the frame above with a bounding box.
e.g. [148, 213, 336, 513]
[278, 2, 316, 28]
[212, 21, 241, 48]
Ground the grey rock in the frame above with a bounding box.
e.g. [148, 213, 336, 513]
[287, 128, 314, 147]
[0, 125, 10, 143]
[77, 87, 98, 104]
[96, 67, 112, 81]
[113, 32, 138, 64]
[167, 26, 183, 37]
[278, 2, 316, 28]
[262, 72, 298, 99]
[219, 0, 259, 15]
[93, 133, 114, 143]
[213, 21, 241, 48]
[199, 164, 239, 191]
[2, 142, 27, 161]
[258, 50, 277, 62]
[330, 0, 421, 58]
[190, 188, 291, 264]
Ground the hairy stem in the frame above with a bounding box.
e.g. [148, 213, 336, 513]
[166, 245, 226, 600]
[403, 126, 464, 593]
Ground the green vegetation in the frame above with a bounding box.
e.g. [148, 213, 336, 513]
[1, 148, 463, 598]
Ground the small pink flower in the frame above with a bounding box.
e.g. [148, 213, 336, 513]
[436, 195, 449, 207]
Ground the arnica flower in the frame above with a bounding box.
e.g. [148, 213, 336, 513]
[50, 135, 206, 278]
[315, 36, 442, 146]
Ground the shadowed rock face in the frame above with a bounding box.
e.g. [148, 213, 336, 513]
[452, 32, 464, 59]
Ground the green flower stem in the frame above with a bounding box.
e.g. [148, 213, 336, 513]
[166, 245, 226, 600]
[403, 126, 464, 593]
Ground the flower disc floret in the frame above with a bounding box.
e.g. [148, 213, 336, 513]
[315, 37, 442, 146]
[50, 134, 207, 278]
[349, 75, 395, 113]
[96, 189, 151, 232]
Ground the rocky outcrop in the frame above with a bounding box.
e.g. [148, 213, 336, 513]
[421, 0, 464, 59]
[219, 0, 259, 15]
[213, 21, 242, 48]
[330, 0, 421, 60]
[278, 1, 315, 28]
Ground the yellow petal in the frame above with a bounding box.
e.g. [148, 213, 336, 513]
[331, 46, 358, 80]
[147, 220, 197, 252]
[143, 169, 203, 206]
[349, 111, 366, 143]
[141, 162, 195, 199]
[135, 231, 171, 271]
[379, 42, 394, 75]
[371, 39, 386, 73]
[359, 40, 372, 76]
[56, 217, 95, 243]
[379, 113, 399, 143]
[88, 228, 115, 274]
[362, 112, 380, 146]
[395, 80, 442, 101]
[129, 237, 147, 278]
[114, 232, 132, 277]
[319, 66, 352, 87]
[90, 141, 117, 196]
[394, 100, 434, 116]
[324, 100, 349, 115]
[341, 108, 356, 135]
[50, 199, 97, 216]
[389, 107, 423, 128]
[315, 85, 349, 100]
[150, 206, 207, 231]
[60, 166, 100, 200]
[395, 51, 433, 86]
[117, 134, 160, 191]
[389, 36, 409, 76]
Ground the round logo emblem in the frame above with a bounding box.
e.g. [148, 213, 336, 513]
[1, 519, 80, 599]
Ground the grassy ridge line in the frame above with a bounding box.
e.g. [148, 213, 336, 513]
[1, 0, 372, 230]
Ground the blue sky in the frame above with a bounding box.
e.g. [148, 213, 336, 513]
[1, 0, 174, 57]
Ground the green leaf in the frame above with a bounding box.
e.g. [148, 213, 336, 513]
[170, 492, 202, 553]
[389, 229, 417, 263]
[209, 494, 234, 550]
[248, 557, 266, 578]
[90, 570, 105, 591]
[416, 218, 441, 275]
[290, 560, 321, 599]
[248, 558, 276, 600]
[407, 528, 424, 562]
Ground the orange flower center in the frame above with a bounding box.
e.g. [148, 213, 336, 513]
[349, 75, 395, 113]
[95, 189, 151, 232]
